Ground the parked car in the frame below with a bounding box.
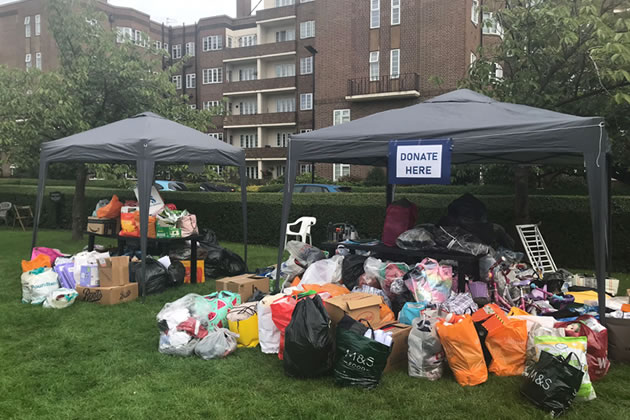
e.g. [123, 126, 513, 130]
[154, 180, 188, 192]
[199, 182, 236, 192]
[294, 184, 352, 193]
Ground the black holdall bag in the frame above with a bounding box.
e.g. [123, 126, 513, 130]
[521, 351, 584, 418]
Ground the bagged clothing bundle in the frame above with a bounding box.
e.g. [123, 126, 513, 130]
[404, 258, 452, 304]
[521, 351, 584, 418]
[534, 335, 596, 401]
[177, 214, 198, 237]
[21, 254, 52, 272]
[408, 316, 445, 381]
[204, 291, 241, 329]
[398, 302, 427, 325]
[194, 328, 239, 360]
[227, 302, 259, 348]
[21, 268, 59, 305]
[31, 247, 65, 266]
[554, 315, 609, 381]
[440, 292, 478, 315]
[299, 255, 344, 285]
[485, 318, 528, 376]
[157, 294, 205, 357]
[258, 293, 285, 354]
[42, 288, 78, 309]
[334, 317, 392, 388]
[436, 314, 487, 386]
[284, 295, 334, 378]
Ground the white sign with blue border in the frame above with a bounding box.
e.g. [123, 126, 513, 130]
[388, 139, 453, 185]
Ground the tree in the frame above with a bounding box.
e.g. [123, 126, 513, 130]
[461, 0, 630, 220]
[0, 0, 217, 240]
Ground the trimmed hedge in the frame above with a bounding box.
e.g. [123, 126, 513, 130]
[2, 185, 629, 270]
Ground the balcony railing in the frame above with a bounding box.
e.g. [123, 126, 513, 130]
[245, 147, 288, 159]
[347, 73, 420, 98]
[223, 76, 296, 94]
[223, 40, 296, 60]
[223, 112, 296, 127]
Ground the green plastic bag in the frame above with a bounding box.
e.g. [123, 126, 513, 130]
[334, 325, 392, 388]
[203, 291, 241, 329]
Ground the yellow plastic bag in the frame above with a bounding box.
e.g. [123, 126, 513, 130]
[508, 306, 529, 316]
[485, 318, 528, 376]
[227, 302, 259, 348]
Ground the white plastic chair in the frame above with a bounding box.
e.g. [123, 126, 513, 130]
[285, 217, 317, 248]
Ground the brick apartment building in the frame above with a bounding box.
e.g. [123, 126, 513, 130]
[0, 0, 502, 180]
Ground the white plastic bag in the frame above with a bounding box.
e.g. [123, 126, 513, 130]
[73, 251, 110, 287]
[408, 316, 444, 381]
[43, 288, 78, 309]
[21, 268, 59, 305]
[159, 331, 198, 357]
[299, 255, 344, 285]
[257, 293, 284, 354]
[194, 328, 239, 360]
[525, 323, 565, 373]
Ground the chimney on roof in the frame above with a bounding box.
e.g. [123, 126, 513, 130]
[236, 0, 252, 18]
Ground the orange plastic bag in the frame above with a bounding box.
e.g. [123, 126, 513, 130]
[436, 315, 488, 386]
[300, 283, 350, 298]
[21, 254, 52, 272]
[379, 304, 395, 324]
[485, 318, 527, 376]
[472, 304, 509, 333]
[96, 195, 123, 218]
[120, 211, 156, 238]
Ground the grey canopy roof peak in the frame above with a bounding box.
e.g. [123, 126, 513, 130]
[423, 89, 497, 103]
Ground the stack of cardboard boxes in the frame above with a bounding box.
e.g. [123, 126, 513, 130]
[76, 256, 138, 305]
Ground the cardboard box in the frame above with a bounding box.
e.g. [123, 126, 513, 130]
[181, 260, 205, 284]
[76, 283, 138, 305]
[215, 274, 270, 302]
[324, 293, 382, 326]
[379, 322, 413, 372]
[86, 217, 119, 236]
[97, 256, 130, 287]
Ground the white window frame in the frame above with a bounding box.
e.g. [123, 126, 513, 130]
[300, 164, 312, 174]
[276, 165, 286, 177]
[172, 75, 182, 89]
[186, 73, 196, 88]
[391, 0, 400, 25]
[239, 34, 257, 47]
[172, 44, 182, 59]
[300, 93, 313, 110]
[203, 35, 223, 51]
[240, 134, 258, 148]
[35, 52, 41, 70]
[35, 14, 41, 36]
[471, 0, 480, 25]
[276, 97, 296, 113]
[275, 63, 295, 78]
[239, 101, 257, 115]
[25, 53, 32, 70]
[470, 52, 477, 66]
[208, 132, 224, 141]
[390, 49, 400, 79]
[203, 100, 221, 110]
[370, 0, 380, 29]
[333, 109, 351, 126]
[494, 63, 504, 79]
[300, 56, 313, 75]
[246, 166, 259, 179]
[277, 132, 290, 147]
[299, 129, 313, 133]
[275, 29, 295, 42]
[188, 104, 197, 110]
[154, 40, 162, 50]
[333, 164, 351, 181]
[203, 68, 223, 84]
[369, 51, 379, 81]
[300, 21, 315, 39]
[483, 12, 504, 37]
[239, 67, 257, 81]
[185, 42, 195, 56]
[25, 16, 31, 38]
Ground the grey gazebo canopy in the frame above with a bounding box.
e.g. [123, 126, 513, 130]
[31, 112, 248, 294]
[277, 89, 610, 319]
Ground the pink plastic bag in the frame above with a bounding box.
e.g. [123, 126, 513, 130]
[31, 247, 64, 265]
[382, 199, 418, 246]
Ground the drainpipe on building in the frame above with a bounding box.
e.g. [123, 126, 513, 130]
[305, 45, 318, 182]
[161, 23, 165, 70]
[182, 23, 186, 98]
[195, 22, 200, 110]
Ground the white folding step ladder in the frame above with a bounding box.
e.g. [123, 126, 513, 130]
[516, 224, 557, 276]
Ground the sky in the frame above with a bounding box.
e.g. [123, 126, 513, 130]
[0, 0, 264, 24]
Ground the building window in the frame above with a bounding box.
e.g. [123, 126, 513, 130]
[25, 53, 32, 70]
[239, 101, 257, 115]
[471, 0, 480, 25]
[483, 12, 503, 37]
[300, 164, 312, 174]
[172, 75, 182, 89]
[369, 51, 379, 81]
[238, 67, 257, 81]
[300, 21, 315, 39]
[299, 129, 313, 133]
[35, 14, 41, 36]
[333, 109, 350, 125]
[276, 97, 296, 112]
[246, 166, 258, 179]
[203, 100, 221, 110]
[370, 0, 380, 28]
[277, 132, 290, 147]
[186, 73, 196, 88]
[493, 63, 503, 79]
[470, 52, 477, 66]
[238, 35, 257, 47]
[300, 93, 313, 110]
[390, 49, 400, 79]
[214, 166, 224, 175]
[276, 0, 295, 6]
[133, 30, 147, 47]
[333, 164, 351, 181]
[35, 52, 41, 70]
[164, 42, 169, 51]
[240, 134, 258, 148]
[276, 63, 295, 77]
[172, 44, 182, 59]
[208, 133, 224, 141]
[276, 165, 286, 177]
[275, 29, 295, 42]
[203, 68, 223, 84]
[391, 0, 400, 25]
[116, 27, 132, 43]
[154, 40, 162, 50]
[185, 42, 195, 56]
[188, 104, 197, 110]
[203, 35, 223, 51]
[300, 56, 313, 75]
[24, 16, 31, 38]
[227, 37, 233, 48]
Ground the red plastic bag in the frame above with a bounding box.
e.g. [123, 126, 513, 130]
[271, 292, 316, 360]
[555, 315, 610, 381]
[97, 195, 123, 218]
[382, 199, 418, 246]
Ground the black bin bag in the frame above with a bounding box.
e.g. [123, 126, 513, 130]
[284, 295, 334, 378]
[521, 351, 584, 418]
[341, 254, 366, 290]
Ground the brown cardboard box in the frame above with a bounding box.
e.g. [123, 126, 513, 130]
[76, 283, 138, 305]
[379, 322, 413, 372]
[324, 293, 382, 326]
[215, 274, 270, 302]
[87, 217, 119, 236]
[97, 256, 129, 287]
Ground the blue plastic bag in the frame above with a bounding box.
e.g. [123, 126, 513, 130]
[399, 302, 427, 325]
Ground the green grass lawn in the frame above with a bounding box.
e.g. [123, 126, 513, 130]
[1, 229, 629, 420]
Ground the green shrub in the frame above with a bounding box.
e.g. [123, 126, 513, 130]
[364, 167, 387, 186]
